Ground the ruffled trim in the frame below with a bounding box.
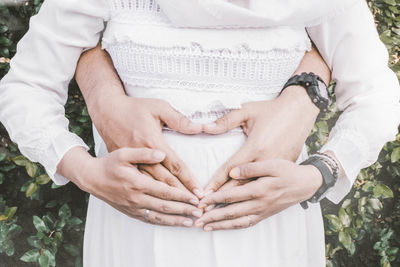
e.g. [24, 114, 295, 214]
[102, 22, 311, 52]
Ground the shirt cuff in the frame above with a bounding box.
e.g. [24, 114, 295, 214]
[20, 128, 90, 186]
[319, 129, 369, 204]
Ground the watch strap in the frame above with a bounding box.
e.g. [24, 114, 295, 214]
[300, 156, 337, 209]
[282, 72, 331, 112]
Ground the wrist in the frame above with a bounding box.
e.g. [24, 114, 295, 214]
[278, 85, 319, 116]
[57, 146, 96, 193]
[87, 86, 126, 116]
[301, 165, 323, 200]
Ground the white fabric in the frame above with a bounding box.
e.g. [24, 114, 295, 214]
[0, 0, 399, 266]
[156, 0, 358, 28]
[90, 127, 325, 267]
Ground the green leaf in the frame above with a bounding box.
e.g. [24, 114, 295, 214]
[4, 206, 17, 219]
[338, 208, 351, 228]
[0, 36, 12, 46]
[362, 181, 374, 192]
[42, 214, 56, 229]
[33, 216, 49, 233]
[391, 147, 400, 163]
[20, 249, 40, 263]
[45, 200, 57, 209]
[26, 182, 38, 197]
[64, 244, 80, 257]
[51, 183, 62, 189]
[36, 174, 51, 185]
[339, 231, 352, 252]
[325, 214, 342, 232]
[39, 255, 50, 267]
[8, 224, 22, 239]
[12, 155, 29, 166]
[0, 164, 15, 172]
[3, 239, 15, 256]
[0, 153, 6, 162]
[59, 204, 71, 219]
[27, 236, 42, 249]
[25, 162, 38, 178]
[383, 0, 396, 5]
[373, 183, 394, 198]
[0, 25, 8, 34]
[368, 198, 383, 211]
[68, 216, 82, 225]
[387, 247, 399, 256]
[43, 249, 56, 266]
[54, 231, 63, 243]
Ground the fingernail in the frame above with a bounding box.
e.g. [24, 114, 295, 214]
[190, 198, 199, 205]
[205, 204, 215, 212]
[192, 210, 203, 217]
[153, 151, 166, 161]
[205, 190, 214, 196]
[204, 226, 213, 232]
[193, 188, 204, 198]
[183, 220, 193, 227]
[195, 220, 204, 228]
[230, 167, 240, 178]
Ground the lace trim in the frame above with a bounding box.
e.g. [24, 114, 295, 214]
[109, 0, 171, 24]
[105, 42, 305, 93]
[121, 74, 284, 94]
[109, 0, 162, 12]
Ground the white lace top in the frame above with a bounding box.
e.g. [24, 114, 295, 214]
[103, 0, 310, 117]
[0, 0, 399, 204]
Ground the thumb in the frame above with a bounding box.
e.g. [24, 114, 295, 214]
[204, 141, 255, 193]
[203, 109, 247, 135]
[229, 159, 285, 180]
[159, 106, 203, 134]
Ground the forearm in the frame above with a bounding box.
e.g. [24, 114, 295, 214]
[75, 44, 125, 113]
[279, 46, 330, 116]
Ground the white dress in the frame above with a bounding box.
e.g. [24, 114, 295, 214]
[0, 0, 399, 267]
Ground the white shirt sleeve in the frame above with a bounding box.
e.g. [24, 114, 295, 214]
[307, 0, 400, 204]
[0, 0, 109, 185]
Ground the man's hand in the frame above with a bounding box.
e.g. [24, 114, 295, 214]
[75, 45, 205, 198]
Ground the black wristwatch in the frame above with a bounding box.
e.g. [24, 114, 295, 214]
[299, 155, 338, 209]
[282, 72, 332, 113]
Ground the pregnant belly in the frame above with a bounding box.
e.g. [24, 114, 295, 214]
[162, 129, 247, 187]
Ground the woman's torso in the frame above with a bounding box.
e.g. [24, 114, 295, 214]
[86, 2, 325, 267]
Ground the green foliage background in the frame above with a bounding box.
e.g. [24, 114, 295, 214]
[0, 0, 399, 266]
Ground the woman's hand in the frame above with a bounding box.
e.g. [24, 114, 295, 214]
[202, 87, 320, 193]
[76, 45, 205, 198]
[60, 147, 203, 227]
[195, 159, 322, 231]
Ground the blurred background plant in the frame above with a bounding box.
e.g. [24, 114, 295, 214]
[0, 0, 399, 266]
